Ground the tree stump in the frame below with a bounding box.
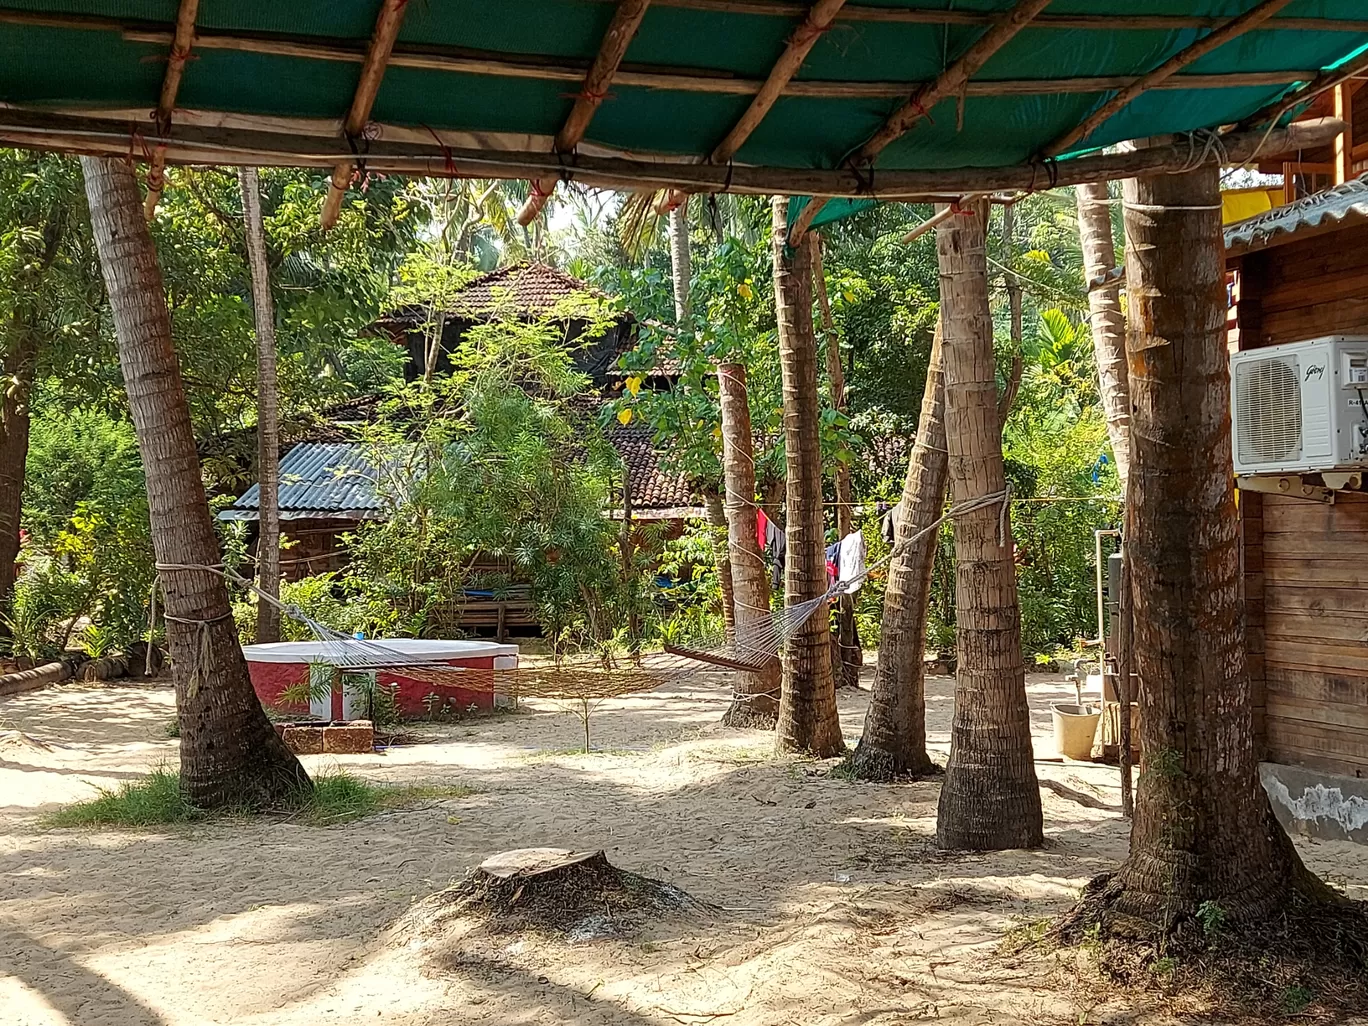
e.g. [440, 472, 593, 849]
[397, 848, 711, 946]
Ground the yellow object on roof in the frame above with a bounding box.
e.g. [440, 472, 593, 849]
[1222, 188, 1286, 226]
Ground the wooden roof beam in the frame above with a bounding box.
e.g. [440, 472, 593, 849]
[320, 0, 409, 231]
[794, 0, 1051, 243]
[708, 0, 846, 166]
[517, 0, 651, 227]
[1042, 0, 1299, 158]
[141, 0, 199, 220]
[4, 109, 1337, 199]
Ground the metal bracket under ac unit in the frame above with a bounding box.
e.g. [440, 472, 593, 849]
[1236, 475, 1335, 503]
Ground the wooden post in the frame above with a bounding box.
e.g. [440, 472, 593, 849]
[933, 197, 1042, 851]
[772, 196, 844, 757]
[239, 167, 282, 645]
[1335, 83, 1355, 185]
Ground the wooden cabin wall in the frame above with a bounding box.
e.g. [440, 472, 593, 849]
[1232, 226, 1368, 779]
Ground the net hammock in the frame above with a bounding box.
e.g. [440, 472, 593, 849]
[156, 489, 1007, 703]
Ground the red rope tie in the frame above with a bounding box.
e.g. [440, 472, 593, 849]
[530, 179, 555, 200]
[420, 123, 457, 177]
[560, 89, 614, 103]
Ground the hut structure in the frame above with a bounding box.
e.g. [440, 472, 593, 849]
[1227, 172, 1368, 844]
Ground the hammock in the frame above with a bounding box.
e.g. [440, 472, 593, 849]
[155, 489, 1009, 703]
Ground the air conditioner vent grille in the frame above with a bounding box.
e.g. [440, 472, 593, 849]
[1236, 356, 1302, 465]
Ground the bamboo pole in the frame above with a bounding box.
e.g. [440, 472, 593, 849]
[0, 109, 1343, 199]
[320, 0, 409, 231]
[708, 0, 846, 166]
[797, 0, 1052, 240]
[517, 0, 651, 226]
[1042, 0, 1299, 158]
[1335, 83, 1355, 186]
[1236, 48, 1368, 134]
[142, 0, 199, 220]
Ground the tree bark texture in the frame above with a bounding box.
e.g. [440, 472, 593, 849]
[81, 156, 309, 809]
[1087, 167, 1324, 929]
[810, 233, 862, 689]
[703, 489, 737, 643]
[717, 362, 780, 728]
[934, 200, 1042, 851]
[848, 321, 945, 780]
[668, 202, 692, 324]
[0, 330, 37, 617]
[772, 197, 844, 758]
[1076, 181, 1131, 489]
[238, 167, 282, 645]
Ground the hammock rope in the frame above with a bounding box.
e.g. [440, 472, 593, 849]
[152, 488, 1008, 701]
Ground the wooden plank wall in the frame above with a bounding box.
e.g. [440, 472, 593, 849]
[1259, 494, 1368, 776]
[1233, 221, 1368, 348]
[1233, 222, 1368, 779]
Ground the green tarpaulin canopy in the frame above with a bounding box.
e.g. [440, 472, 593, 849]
[1, 2, 1366, 208]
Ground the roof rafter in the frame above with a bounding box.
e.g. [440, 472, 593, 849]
[320, 0, 409, 231]
[141, 0, 199, 220]
[1043, 0, 1300, 158]
[516, 0, 652, 227]
[708, 0, 846, 166]
[793, 0, 1052, 242]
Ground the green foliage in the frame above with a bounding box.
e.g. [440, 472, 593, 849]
[13, 409, 154, 656]
[1196, 900, 1227, 938]
[1281, 984, 1314, 1014]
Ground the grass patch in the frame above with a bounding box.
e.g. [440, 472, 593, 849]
[44, 769, 474, 829]
[45, 769, 200, 828]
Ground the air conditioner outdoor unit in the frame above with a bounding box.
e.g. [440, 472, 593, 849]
[1230, 335, 1368, 476]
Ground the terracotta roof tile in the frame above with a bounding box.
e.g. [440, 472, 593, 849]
[444, 262, 615, 319]
[607, 424, 695, 510]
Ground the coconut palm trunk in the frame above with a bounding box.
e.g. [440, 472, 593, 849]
[772, 198, 844, 758]
[809, 234, 862, 688]
[238, 167, 282, 645]
[1075, 182, 1130, 486]
[717, 362, 780, 727]
[934, 200, 1042, 851]
[1068, 167, 1338, 935]
[848, 321, 945, 780]
[81, 156, 309, 809]
[668, 202, 692, 324]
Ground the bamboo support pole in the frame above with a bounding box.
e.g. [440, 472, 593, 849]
[320, 0, 409, 231]
[708, 0, 846, 166]
[1335, 82, 1355, 185]
[0, 109, 1343, 199]
[1043, 0, 1299, 158]
[142, 0, 199, 220]
[797, 0, 1051, 241]
[517, 0, 652, 227]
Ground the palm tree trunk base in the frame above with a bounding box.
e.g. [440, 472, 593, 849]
[842, 741, 939, 782]
[720, 698, 779, 730]
[936, 764, 1043, 851]
[1053, 870, 1368, 1013]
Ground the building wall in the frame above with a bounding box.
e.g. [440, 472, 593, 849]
[1233, 225, 1368, 784]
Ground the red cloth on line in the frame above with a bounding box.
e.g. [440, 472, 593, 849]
[756, 508, 769, 549]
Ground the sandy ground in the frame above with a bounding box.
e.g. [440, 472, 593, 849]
[2, 666, 1366, 1026]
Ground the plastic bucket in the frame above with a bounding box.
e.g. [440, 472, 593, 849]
[1052, 703, 1101, 761]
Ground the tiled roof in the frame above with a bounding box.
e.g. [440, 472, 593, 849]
[442, 263, 616, 319]
[607, 424, 696, 512]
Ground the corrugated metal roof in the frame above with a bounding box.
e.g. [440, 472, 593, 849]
[1226, 176, 1368, 257]
[224, 443, 402, 521]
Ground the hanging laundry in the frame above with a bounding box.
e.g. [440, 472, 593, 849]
[756, 508, 770, 550]
[838, 530, 868, 593]
[880, 502, 901, 545]
[766, 521, 786, 591]
[825, 541, 840, 587]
